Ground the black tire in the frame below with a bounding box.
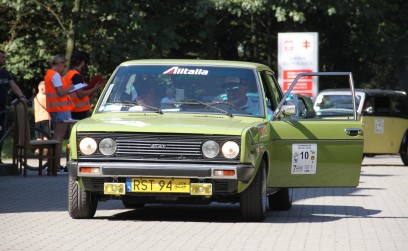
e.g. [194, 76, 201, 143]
[268, 188, 293, 210]
[68, 175, 98, 219]
[122, 197, 145, 208]
[240, 160, 267, 222]
[401, 153, 408, 166]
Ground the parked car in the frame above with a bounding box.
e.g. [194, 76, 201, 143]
[314, 89, 408, 165]
[67, 61, 364, 222]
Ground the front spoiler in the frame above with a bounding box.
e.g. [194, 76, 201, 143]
[67, 161, 255, 183]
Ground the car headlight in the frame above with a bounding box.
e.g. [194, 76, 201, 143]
[202, 140, 219, 158]
[99, 138, 117, 156]
[79, 137, 97, 155]
[222, 141, 240, 159]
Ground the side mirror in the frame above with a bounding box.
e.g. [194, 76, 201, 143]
[365, 107, 373, 114]
[281, 105, 296, 116]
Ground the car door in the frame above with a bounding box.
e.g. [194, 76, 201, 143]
[361, 95, 394, 154]
[267, 72, 364, 187]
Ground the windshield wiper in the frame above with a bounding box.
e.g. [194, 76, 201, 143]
[177, 99, 233, 117]
[107, 101, 163, 114]
[139, 103, 163, 114]
[109, 101, 138, 106]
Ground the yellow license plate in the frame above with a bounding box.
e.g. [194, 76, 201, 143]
[129, 178, 190, 193]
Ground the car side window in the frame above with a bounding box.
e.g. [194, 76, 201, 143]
[391, 96, 408, 118]
[260, 71, 282, 112]
[298, 97, 316, 119]
[362, 97, 375, 114]
[374, 96, 390, 115]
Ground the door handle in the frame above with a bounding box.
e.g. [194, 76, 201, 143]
[345, 128, 363, 136]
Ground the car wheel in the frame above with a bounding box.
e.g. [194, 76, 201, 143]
[268, 188, 293, 210]
[122, 197, 145, 208]
[401, 153, 408, 166]
[240, 160, 267, 222]
[68, 175, 98, 219]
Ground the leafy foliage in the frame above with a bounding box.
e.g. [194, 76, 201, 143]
[1, 0, 407, 97]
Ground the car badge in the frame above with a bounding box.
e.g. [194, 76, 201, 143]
[151, 144, 167, 149]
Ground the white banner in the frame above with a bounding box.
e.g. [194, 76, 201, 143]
[278, 32, 319, 98]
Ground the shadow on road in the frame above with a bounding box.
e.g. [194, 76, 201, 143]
[265, 204, 383, 223]
[94, 202, 385, 224]
[97, 203, 244, 222]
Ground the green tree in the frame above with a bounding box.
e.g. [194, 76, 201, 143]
[1, 0, 407, 95]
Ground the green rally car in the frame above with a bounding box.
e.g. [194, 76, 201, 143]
[67, 59, 364, 222]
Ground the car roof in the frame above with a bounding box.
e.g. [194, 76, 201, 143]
[119, 59, 274, 73]
[318, 88, 407, 97]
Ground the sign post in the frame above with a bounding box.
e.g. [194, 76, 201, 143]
[278, 32, 319, 98]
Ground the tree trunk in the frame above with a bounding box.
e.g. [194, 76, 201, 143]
[64, 0, 81, 74]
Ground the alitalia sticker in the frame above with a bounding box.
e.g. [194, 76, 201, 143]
[375, 119, 384, 134]
[291, 144, 317, 174]
[163, 66, 209, 75]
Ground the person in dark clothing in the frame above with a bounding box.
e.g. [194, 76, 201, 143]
[0, 50, 26, 164]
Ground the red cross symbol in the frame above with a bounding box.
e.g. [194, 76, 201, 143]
[303, 40, 311, 49]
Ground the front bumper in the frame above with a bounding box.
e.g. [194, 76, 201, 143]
[67, 161, 255, 183]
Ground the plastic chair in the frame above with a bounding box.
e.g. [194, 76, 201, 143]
[13, 100, 60, 176]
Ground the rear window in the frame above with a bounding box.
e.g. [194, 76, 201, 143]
[363, 95, 408, 118]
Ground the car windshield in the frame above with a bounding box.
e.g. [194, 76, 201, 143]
[97, 65, 264, 117]
[314, 93, 362, 117]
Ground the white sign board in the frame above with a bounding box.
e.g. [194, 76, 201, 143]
[291, 144, 317, 174]
[278, 32, 319, 98]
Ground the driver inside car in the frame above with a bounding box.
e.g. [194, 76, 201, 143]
[223, 77, 259, 115]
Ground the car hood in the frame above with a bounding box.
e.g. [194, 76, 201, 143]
[74, 113, 261, 135]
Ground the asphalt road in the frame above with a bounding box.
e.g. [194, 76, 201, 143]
[0, 156, 407, 251]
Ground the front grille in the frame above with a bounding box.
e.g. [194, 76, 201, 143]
[116, 136, 202, 157]
[77, 132, 241, 162]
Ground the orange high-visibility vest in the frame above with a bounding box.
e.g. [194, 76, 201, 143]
[44, 69, 74, 112]
[64, 69, 91, 112]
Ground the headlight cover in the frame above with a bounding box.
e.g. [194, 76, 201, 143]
[202, 140, 220, 158]
[79, 137, 97, 155]
[222, 141, 240, 159]
[99, 138, 117, 156]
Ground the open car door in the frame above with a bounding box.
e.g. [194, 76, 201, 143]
[268, 72, 363, 187]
